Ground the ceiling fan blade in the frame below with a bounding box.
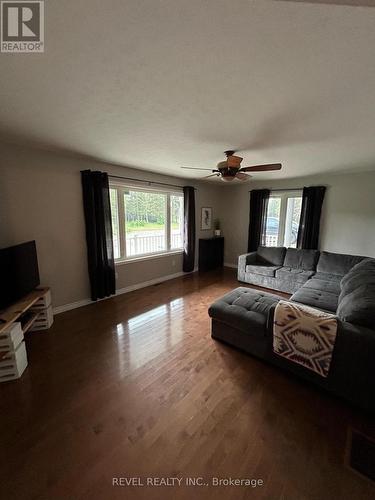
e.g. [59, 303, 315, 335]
[202, 173, 219, 179]
[235, 172, 251, 181]
[181, 167, 212, 171]
[240, 163, 282, 172]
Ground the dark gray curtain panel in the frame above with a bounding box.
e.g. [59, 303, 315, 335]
[297, 186, 326, 249]
[248, 189, 270, 252]
[183, 186, 196, 272]
[81, 170, 116, 301]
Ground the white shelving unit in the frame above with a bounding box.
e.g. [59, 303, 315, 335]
[0, 287, 53, 382]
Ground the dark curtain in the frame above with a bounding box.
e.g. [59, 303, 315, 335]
[248, 189, 270, 252]
[183, 186, 195, 272]
[81, 170, 116, 301]
[297, 186, 326, 249]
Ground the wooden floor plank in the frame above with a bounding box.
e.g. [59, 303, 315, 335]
[0, 268, 374, 500]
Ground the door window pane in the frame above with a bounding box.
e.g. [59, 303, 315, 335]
[264, 193, 302, 248]
[110, 188, 121, 259]
[265, 197, 281, 247]
[124, 190, 167, 257]
[284, 197, 302, 248]
[170, 195, 184, 250]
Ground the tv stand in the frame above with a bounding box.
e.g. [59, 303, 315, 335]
[0, 287, 51, 335]
[0, 288, 53, 382]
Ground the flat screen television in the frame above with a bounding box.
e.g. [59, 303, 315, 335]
[0, 241, 40, 310]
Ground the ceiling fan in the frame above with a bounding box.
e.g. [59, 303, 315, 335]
[181, 150, 282, 182]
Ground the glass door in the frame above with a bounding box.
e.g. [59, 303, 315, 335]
[264, 192, 302, 247]
[265, 197, 281, 247]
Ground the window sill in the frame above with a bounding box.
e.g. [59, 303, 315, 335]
[115, 250, 184, 266]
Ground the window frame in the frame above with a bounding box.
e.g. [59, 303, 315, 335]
[109, 182, 184, 264]
[266, 190, 302, 248]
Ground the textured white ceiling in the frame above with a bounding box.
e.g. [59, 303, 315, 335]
[1, 0, 375, 180]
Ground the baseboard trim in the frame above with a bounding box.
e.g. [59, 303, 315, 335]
[115, 270, 192, 297]
[54, 268, 198, 315]
[224, 262, 238, 269]
[54, 298, 93, 314]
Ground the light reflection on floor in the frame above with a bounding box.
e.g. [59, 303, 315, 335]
[115, 298, 185, 372]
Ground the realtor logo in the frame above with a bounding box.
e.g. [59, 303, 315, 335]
[1, 0, 44, 52]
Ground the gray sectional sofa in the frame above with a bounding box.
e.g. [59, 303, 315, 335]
[209, 247, 375, 412]
[238, 246, 364, 296]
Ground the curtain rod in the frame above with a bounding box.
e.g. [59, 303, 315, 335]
[109, 174, 197, 190]
[249, 188, 302, 193]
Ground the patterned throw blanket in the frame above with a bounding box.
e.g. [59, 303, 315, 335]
[273, 300, 338, 377]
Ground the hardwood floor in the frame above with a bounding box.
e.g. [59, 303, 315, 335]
[1, 268, 374, 500]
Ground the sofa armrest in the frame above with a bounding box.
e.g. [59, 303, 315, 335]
[335, 320, 375, 371]
[238, 251, 257, 281]
[330, 320, 375, 406]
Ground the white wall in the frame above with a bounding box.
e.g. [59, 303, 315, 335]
[0, 142, 224, 308]
[1, 140, 374, 308]
[220, 170, 375, 265]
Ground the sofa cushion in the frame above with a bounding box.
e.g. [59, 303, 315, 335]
[257, 246, 286, 266]
[314, 272, 343, 283]
[340, 258, 375, 294]
[303, 278, 341, 295]
[208, 287, 280, 337]
[275, 267, 315, 283]
[317, 251, 365, 276]
[337, 283, 375, 329]
[283, 248, 319, 271]
[246, 264, 281, 277]
[290, 287, 339, 313]
[336, 258, 375, 328]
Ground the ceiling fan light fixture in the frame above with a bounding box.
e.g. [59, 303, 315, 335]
[235, 172, 251, 181]
[226, 155, 243, 168]
[221, 175, 235, 182]
[216, 160, 228, 169]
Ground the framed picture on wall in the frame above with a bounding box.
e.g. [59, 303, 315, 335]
[201, 207, 212, 230]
